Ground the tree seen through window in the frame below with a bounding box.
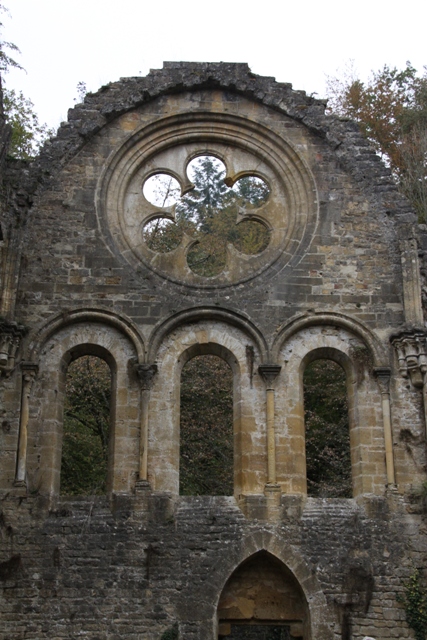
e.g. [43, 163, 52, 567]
[180, 354, 234, 495]
[60, 355, 111, 496]
[143, 155, 271, 276]
[304, 359, 352, 498]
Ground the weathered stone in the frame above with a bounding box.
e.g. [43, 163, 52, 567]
[0, 62, 426, 639]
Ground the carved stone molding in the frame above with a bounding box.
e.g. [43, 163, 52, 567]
[258, 364, 281, 388]
[373, 367, 391, 394]
[20, 361, 39, 381]
[0, 320, 26, 375]
[391, 329, 427, 388]
[134, 363, 158, 390]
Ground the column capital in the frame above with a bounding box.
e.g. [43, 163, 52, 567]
[258, 364, 281, 387]
[391, 329, 427, 388]
[20, 361, 39, 386]
[134, 363, 158, 390]
[373, 367, 391, 394]
[0, 320, 26, 375]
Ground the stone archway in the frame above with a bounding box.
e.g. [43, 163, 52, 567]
[217, 551, 307, 639]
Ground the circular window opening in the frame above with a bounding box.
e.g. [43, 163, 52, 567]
[143, 217, 183, 252]
[143, 173, 181, 208]
[177, 156, 270, 276]
[141, 156, 271, 276]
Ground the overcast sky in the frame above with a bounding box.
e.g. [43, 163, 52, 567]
[2, 0, 427, 131]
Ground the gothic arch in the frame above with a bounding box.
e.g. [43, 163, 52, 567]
[271, 311, 388, 367]
[275, 322, 388, 496]
[147, 306, 268, 364]
[28, 307, 145, 363]
[213, 534, 333, 639]
[147, 318, 267, 495]
[25, 320, 140, 496]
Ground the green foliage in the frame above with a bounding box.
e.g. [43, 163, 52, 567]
[3, 88, 53, 159]
[410, 481, 427, 513]
[143, 156, 270, 276]
[327, 62, 427, 221]
[160, 623, 179, 640]
[304, 359, 352, 498]
[0, 3, 53, 159]
[0, 4, 22, 75]
[180, 355, 234, 496]
[61, 356, 111, 496]
[397, 568, 427, 640]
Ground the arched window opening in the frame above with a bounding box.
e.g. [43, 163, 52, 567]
[180, 354, 233, 496]
[61, 355, 111, 495]
[217, 551, 307, 639]
[304, 359, 352, 498]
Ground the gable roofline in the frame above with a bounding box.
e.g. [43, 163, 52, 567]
[17, 62, 415, 224]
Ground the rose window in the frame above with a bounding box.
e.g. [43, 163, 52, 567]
[101, 115, 318, 288]
[142, 156, 271, 277]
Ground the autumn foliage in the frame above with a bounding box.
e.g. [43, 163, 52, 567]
[327, 62, 427, 221]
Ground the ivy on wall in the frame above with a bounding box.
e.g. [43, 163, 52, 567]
[398, 568, 427, 640]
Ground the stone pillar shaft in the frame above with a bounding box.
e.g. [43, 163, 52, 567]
[15, 363, 38, 485]
[266, 388, 276, 484]
[139, 389, 150, 480]
[134, 363, 158, 482]
[258, 364, 281, 488]
[374, 368, 395, 486]
[399, 229, 423, 326]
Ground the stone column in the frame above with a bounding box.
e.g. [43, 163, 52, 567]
[399, 226, 424, 326]
[14, 362, 38, 486]
[391, 330, 427, 448]
[258, 364, 281, 488]
[134, 363, 158, 487]
[373, 367, 396, 487]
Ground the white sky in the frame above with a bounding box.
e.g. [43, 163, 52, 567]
[2, 0, 427, 131]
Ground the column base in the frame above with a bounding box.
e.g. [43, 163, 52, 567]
[135, 479, 151, 493]
[264, 483, 282, 521]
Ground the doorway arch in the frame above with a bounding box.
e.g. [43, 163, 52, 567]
[217, 551, 308, 639]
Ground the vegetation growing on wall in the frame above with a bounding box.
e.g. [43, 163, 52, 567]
[397, 568, 427, 640]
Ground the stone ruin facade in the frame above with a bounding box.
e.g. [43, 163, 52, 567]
[0, 62, 427, 639]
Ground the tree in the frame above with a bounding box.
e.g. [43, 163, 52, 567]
[327, 62, 427, 221]
[143, 155, 271, 276]
[0, 3, 53, 158]
[180, 355, 234, 496]
[61, 356, 111, 495]
[2, 89, 53, 158]
[0, 4, 22, 75]
[304, 359, 352, 498]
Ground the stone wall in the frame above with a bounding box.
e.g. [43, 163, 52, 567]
[0, 62, 426, 640]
